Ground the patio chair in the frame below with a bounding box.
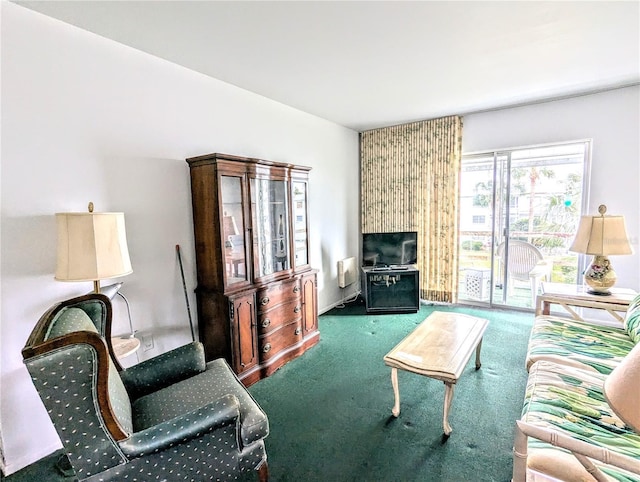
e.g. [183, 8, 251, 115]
[496, 240, 552, 306]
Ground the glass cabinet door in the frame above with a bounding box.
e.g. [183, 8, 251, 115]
[292, 181, 309, 267]
[220, 175, 248, 286]
[250, 177, 291, 278]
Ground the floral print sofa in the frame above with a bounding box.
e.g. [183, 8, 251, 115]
[513, 294, 640, 481]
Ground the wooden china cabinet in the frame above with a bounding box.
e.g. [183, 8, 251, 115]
[186, 153, 319, 386]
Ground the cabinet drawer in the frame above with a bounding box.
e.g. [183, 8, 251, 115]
[257, 279, 301, 311]
[259, 321, 303, 362]
[258, 299, 302, 334]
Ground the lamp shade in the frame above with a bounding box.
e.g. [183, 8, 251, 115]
[569, 210, 632, 256]
[604, 342, 640, 433]
[56, 212, 133, 282]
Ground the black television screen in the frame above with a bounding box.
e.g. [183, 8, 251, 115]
[362, 231, 418, 267]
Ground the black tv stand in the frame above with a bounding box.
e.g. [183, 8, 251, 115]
[361, 266, 420, 314]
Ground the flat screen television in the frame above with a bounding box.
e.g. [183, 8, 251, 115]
[362, 231, 418, 267]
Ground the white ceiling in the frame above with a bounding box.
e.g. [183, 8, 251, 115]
[15, 1, 640, 131]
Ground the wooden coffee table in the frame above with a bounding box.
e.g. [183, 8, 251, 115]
[384, 311, 489, 436]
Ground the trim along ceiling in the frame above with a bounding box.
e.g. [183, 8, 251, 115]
[14, 1, 640, 132]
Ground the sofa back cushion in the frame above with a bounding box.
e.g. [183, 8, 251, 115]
[624, 294, 640, 344]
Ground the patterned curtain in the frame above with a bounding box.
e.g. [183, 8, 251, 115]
[360, 116, 463, 302]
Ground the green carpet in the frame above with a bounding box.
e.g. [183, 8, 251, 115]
[246, 300, 532, 482]
[6, 300, 533, 482]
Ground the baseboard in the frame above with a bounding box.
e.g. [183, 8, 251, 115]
[420, 299, 449, 306]
[3, 442, 62, 476]
[319, 290, 361, 314]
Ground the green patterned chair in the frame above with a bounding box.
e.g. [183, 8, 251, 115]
[22, 293, 269, 481]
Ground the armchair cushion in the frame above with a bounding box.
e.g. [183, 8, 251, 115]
[119, 394, 240, 458]
[131, 358, 269, 447]
[120, 341, 207, 400]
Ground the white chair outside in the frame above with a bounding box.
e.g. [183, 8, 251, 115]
[496, 240, 552, 307]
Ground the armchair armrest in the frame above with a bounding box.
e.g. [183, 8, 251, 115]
[538, 259, 552, 272]
[514, 421, 640, 482]
[119, 394, 240, 458]
[120, 342, 206, 400]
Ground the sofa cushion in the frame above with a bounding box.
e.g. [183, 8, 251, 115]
[522, 361, 640, 481]
[526, 315, 635, 374]
[624, 294, 640, 344]
[131, 358, 268, 446]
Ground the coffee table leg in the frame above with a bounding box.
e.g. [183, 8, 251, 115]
[443, 382, 454, 435]
[391, 368, 400, 417]
[475, 338, 483, 370]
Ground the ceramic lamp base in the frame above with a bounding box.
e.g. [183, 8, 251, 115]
[584, 255, 616, 295]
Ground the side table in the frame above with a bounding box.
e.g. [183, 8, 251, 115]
[536, 282, 638, 324]
[111, 336, 141, 359]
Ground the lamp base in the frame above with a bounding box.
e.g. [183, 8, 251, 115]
[585, 288, 612, 296]
[583, 255, 616, 296]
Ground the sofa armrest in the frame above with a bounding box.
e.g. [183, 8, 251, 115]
[514, 420, 640, 481]
[120, 342, 206, 400]
[119, 394, 240, 458]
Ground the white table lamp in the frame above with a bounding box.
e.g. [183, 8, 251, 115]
[569, 204, 632, 295]
[56, 202, 133, 293]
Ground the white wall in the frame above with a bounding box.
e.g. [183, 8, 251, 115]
[463, 86, 640, 291]
[0, 2, 360, 474]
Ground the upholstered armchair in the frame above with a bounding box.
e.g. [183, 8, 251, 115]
[22, 293, 269, 481]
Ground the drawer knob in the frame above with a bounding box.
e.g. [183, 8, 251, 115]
[260, 296, 270, 306]
[295, 328, 301, 336]
[293, 286, 300, 293]
[262, 318, 271, 328]
[263, 343, 272, 353]
[294, 305, 301, 314]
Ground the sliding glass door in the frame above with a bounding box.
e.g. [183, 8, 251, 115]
[458, 141, 590, 309]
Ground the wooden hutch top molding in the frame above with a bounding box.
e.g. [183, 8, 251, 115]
[186, 152, 312, 173]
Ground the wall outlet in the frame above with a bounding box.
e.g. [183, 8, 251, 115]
[141, 334, 154, 352]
